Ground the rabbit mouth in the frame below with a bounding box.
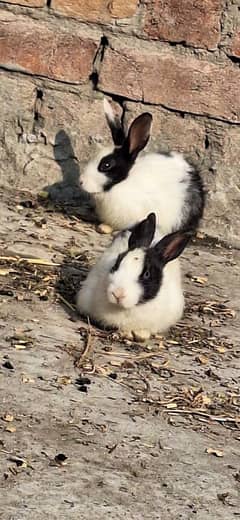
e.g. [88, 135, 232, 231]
[108, 294, 135, 310]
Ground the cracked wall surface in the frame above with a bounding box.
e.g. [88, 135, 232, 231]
[0, 0, 239, 245]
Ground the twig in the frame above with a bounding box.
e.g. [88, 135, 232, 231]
[165, 409, 240, 423]
[58, 294, 76, 312]
[141, 376, 151, 395]
[140, 404, 240, 424]
[102, 350, 167, 361]
[74, 321, 93, 368]
[0, 254, 60, 266]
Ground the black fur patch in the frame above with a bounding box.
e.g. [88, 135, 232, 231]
[138, 250, 163, 303]
[181, 166, 205, 231]
[99, 112, 152, 191]
[110, 251, 128, 273]
[98, 148, 134, 191]
[110, 247, 163, 304]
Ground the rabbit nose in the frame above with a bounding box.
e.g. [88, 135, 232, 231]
[112, 288, 125, 303]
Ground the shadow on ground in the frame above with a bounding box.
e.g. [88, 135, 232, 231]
[55, 249, 114, 332]
[41, 129, 97, 223]
[55, 249, 91, 320]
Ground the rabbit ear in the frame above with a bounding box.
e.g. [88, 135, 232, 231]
[128, 213, 156, 250]
[103, 98, 125, 146]
[127, 113, 152, 159]
[154, 230, 192, 264]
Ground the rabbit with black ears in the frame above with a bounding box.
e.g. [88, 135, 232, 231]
[80, 99, 205, 235]
[77, 213, 191, 341]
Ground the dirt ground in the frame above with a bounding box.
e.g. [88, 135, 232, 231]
[0, 187, 239, 520]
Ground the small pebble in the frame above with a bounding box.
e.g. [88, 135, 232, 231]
[75, 377, 91, 386]
[2, 361, 14, 370]
[97, 223, 113, 234]
[77, 385, 88, 393]
[108, 373, 117, 380]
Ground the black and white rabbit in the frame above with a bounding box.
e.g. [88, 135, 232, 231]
[76, 213, 191, 341]
[80, 99, 205, 234]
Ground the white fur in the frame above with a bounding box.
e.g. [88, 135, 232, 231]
[76, 231, 184, 336]
[80, 148, 192, 233]
[80, 146, 113, 194]
[103, 98, 115, 125]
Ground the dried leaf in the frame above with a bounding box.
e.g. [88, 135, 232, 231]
[0, 268, 17, 276]
[57, 376, 72, 385]
[5, 425, 16, 433]
[95, 365, 112, 376]
[197, 355, 209, 365]
[166, 403, 178, 409]
[110, 360, 122, 367]
[206, 447, 224, 457]
[12, 333, 34, 344]
[2, 414, 14, 422]
[19, 460, 27, 468]
[38, 191, 49, 199]
[21, 376, 35, 384]
[43, 276, 51, 282]
[192, 276, 208, 285]
[9, 457, 28, 468]
[0, 255, 59, 266]
[201, 395, 212, 406]
[196, 231, 205, 239]
[227, 309, 236, 318]
[216, 346, 226, 353]
[15, 344, 26, 350]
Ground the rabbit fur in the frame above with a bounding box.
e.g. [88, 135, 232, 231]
[77, 213, 191, 340]
[80, 99, 205, 235]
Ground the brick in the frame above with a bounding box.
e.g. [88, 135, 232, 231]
[0, 0, 45, 5]
[0, 71, 109, 193]
[143, 0, 223, 50]
[228, 31, 240, 58]
[39, 90, 110, 164]
[51, 0, 138, 22]
[202, 124, 240, 244]
[99, 43, 240, 123]
[0, 73, 37, 188]
[0, 11, 97, 83]
[24, 91, 109, 197]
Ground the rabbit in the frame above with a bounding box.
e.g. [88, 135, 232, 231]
[79, 98, 205, 235]
[76, 212, 191, 341]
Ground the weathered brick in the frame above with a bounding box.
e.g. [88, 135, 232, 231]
[228, 30, 240, 58]
[51, 0, 138, 22]
[203, 124, 240, 244]
[0, 72, 109, 193]
[23, 91, 109, 201]
[143, 0, 223, 50]
[99, 43, 240, 123]
[0, 0, 45, 5]
[0, 11, 97, 83]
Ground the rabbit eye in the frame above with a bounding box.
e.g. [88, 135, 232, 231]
[143, 270, 150, 280]
[99, 156, 115, 173]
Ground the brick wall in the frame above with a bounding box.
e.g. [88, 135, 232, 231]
[0, 0, 239, 245]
